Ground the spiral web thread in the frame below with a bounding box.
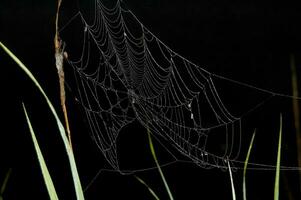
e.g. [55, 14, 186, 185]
[63, 0, 301, 172]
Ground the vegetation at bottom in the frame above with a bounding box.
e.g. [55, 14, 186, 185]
[0, 42, 298, 199]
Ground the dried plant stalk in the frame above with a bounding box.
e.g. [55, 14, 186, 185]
[54, 0, 72, 149]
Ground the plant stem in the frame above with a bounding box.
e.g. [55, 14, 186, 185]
[148, 129, 174, 200]
[0, 168, 12, 199]
[243, 130, 256, 200]
[274, 114, 282, 200]
[290, 54, 301, 194]
[54, 0, 72, 149]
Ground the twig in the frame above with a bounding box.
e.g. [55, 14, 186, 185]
[54, 0, 72, 149]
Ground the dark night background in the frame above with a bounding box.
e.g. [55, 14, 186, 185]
[1, 0, 301, 199]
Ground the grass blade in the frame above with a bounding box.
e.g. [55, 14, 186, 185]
[274, 114, 282, 200]
[22, 103, 59, 200]
[135, 176, 160, 200]
[243, 130, 256, 200]
[227, 160, 236, 200]
[148, 129, 174, 200]
[290, 54, 301, 194]
[0, 42, 85, 200]
[0, 168, 12, 200]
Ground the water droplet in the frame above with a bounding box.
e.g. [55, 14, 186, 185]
[191, 113, 194, 119]
[124, 32, 127, 37]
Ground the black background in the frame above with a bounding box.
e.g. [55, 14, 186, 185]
[1, 0, 301, 199]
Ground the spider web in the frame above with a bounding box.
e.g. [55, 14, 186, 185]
[60, 0, 301, 173]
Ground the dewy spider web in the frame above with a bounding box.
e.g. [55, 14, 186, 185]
[61, 0, 301, 172]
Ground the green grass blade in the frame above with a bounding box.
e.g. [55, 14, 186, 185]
[147, 129, 174, 200]
[22, 104, 59, 200]
[0, 168, 12, 200]
[274, 114, 282, 200]
[227, 160, 236, 200]
[135, 176, 160, 200]
[0, 42, 85, 200]
[243, 130, 256, 200]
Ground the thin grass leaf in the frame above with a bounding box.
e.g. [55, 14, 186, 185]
[274, 114, 282, 200]
[243, 130, 256, 200]
[290, 54, 301, 193]
[147, 129, 174, 200]
[0, 42, 85, 200]
[0, 168, 12, 200]
[22, 104, 59, 200]
[135, 176, 160, 200]
[227, 160, 236, 200]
